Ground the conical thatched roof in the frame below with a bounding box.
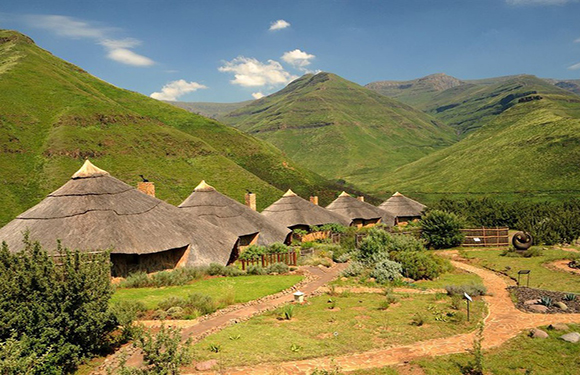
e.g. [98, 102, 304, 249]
[326, 192, 391, 225]
[0, 161, 238, 266]
[262, 190, 349, 228]
[378, 192, 426, 219]
[179, 181, 291, 245]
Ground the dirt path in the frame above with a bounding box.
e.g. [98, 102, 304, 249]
[208, 256, 580, 375]
[93, 265, 346, 374]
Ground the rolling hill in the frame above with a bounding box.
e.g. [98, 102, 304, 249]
[0, 30, 348, 226]
[370, 75, 580, 202]
[221, 72, 457, 193]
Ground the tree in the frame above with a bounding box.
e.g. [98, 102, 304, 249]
[421, 210, 465, 249]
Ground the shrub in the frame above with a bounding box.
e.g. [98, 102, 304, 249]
[207, 263, 245, 277]
[521, 247, 543, 258]
[390, 251, 451, 280]
[266, 262, 289, 274]
[445, 284, 487, 297]
[268, 243, 290, 253]
[166, 306, 185, 319]
[238, 245, 267, 261]
[246, 264, 266, 275]
[319, 223, 348, 234]
[421, 210, 465, 249]
[120, 271, 150, 288]
[185, 293, 217, 315]
[110, 301, 147, 340]
[410, 313, 425, 326]
[378, 300, 391, 310]
[117, 324, 193, 374]
[369, 257, 402, 284]
[282, 305, 295, 320]
[0, 238, 116, 374]
[451, 295, 463, 310]
[357, 228, 393, 261]
[340, 261, 365, 277]
[335, 253, 351, 263]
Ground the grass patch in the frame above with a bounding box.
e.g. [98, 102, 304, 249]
[192, 292, 486, 367]
[462, 248, 580, 293]
[111, 275, 303, 310]
[413, 323, 580, 374]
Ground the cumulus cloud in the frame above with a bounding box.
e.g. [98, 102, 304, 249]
[22, 14, 154, 67]
[269, 19, 290, 31]
[506, 0, 574, 5]
[219, 56, 297, 87]
[150, 79, 208, 101]
[252, 92, 265, 99]
[568, 62, 580, 70]
[281, 49, 315, 71]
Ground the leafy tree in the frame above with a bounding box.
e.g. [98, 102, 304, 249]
[421, 210, 465, 249]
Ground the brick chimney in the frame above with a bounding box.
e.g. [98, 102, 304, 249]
[138, 182, 155, 197]
[309, 196, 319, 205]
[245, 192, 256, 211]
[357, 196, 365, 202]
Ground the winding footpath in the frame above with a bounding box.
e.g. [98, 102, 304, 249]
[205, 254, 580, 375]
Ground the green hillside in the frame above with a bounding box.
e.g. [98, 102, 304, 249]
[375, 76, 580, 202]
[0, 30, 346, 225]
[222, 72, 457, 193]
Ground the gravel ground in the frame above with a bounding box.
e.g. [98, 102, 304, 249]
[509, 286, 580, 314]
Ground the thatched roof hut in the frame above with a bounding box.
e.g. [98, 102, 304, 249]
[179, 181, 291, 246]
[326, 191, 394, 227]
[378, 192, 426, 223]
[0, 160, 239, 273]
[262, 189, 349, 230]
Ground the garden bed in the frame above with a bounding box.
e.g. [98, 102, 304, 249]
[509, 286, 580, 313]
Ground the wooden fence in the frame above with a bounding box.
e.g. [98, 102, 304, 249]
[461, 227, 509, 247]
[239, 251, 298, 270]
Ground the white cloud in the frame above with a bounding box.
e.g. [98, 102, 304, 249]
[23, 14, 111, 39]
[281, 49, 316, 71]
[269, 19, 290, 31]
[106, 48, 155, 66]
[150, 79, 207, 101]
[506, 0, 573, 5]
[568, 62, 580, 70]
[22, 14, 154, 67]
[252, 92, 265, 99]
[575, 38, 580, 43]
[218, 56, 297, 87]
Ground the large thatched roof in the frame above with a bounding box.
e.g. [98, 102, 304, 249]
[262, 190, 349, 228]
[179, 181, 290, 245]
[0, 161, 238, 266]
[326, 191, 394, 225]
[378, 192, 426, 219]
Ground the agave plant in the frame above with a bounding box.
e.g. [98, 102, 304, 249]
[539, 296, 553, 307]
[563, 293, 577, 302]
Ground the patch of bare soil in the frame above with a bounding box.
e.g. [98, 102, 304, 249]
[545, 260, 580, 275]
[509, 286, 580, 313]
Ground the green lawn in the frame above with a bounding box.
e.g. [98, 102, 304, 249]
[461, 248, 580, 293]
[111, 275, 303, 310]
[192, 292, 486, 368]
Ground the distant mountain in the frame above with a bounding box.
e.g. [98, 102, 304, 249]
[365, 73, 466, 108]
[366, 74, 580, 112]
[221, 72, 457, 194]
[0, 30, 348, 225]
[166, 100, 252, 119]
[372, 75, 580, 202]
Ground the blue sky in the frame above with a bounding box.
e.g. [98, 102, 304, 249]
[1, 0, 580, 102]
